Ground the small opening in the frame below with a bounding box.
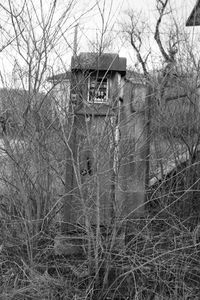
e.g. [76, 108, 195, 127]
[87, 156, 92, 175]
[80, 151, 93, 176]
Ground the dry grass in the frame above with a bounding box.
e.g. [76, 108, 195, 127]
[1, 208, 200, 300]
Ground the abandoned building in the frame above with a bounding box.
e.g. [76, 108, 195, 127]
[49, 52, 147, 233]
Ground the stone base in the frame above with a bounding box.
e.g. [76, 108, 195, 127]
[54, 235, 86, 256]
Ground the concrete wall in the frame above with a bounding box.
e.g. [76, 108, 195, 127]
[63, 110, 115, 229]
[116, 81, 147, 219]
[62, 64, 148, 231]
[63, 70, 119, 230]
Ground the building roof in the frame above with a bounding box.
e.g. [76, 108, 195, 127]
[47, 71, 71, 82]
[47, 53, 127, 82]
[71, 52, 126, 75]
[186, 0, 200, 26]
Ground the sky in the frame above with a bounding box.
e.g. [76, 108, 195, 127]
[76, 0, 198, 67]
[0, 0, 198, 88]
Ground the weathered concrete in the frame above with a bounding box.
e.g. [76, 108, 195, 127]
[51, 53, 149, 253]
[116, 81, 147, 219]
[62, 54, 127, 231]
[54, 235, 86, 256]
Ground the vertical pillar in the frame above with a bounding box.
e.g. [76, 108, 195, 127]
[62, 70, 78, 233]
[116, 82, 147, 242]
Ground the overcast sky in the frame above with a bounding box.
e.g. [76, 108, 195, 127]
[73, 0, 198, 67]
[0, 0, 199, 87]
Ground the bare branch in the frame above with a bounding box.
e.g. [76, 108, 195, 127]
[122, 10, 149, 77]
[154, 0, 173, 62]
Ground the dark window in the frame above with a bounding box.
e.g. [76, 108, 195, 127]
[88, 76, 108, 103]
[80, 150, 93, 176]
[87, 156, 92, 175]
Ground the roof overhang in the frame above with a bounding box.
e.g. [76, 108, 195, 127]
[186, 0, 200, 26]
[71, 52, 126, 75]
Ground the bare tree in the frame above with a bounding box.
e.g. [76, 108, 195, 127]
[0, 0, 90, 264]
[122, 0, 200, 226]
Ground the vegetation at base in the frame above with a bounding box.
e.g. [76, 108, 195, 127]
[1, 206, 200, 299]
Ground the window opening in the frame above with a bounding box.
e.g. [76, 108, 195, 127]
[88, 76, 108, 103]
